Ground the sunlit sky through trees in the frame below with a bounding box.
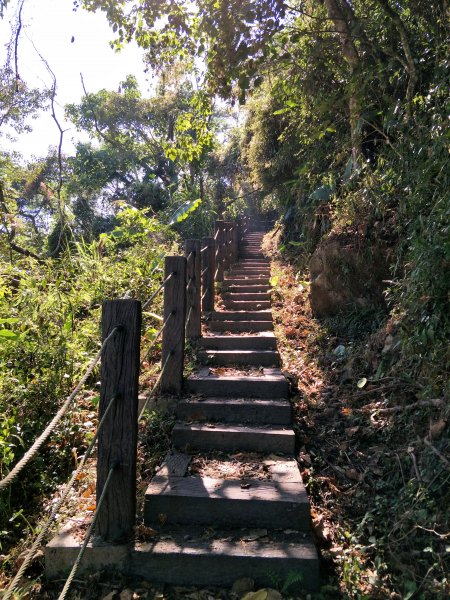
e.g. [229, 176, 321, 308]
[1, 0, 150, 159]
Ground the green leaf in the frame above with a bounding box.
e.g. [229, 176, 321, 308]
[0, 329, 18, 340]
[0, 318, 19, 325]
[168, 199, 202, 225]
[269, 275, 279, 287]
[309, 184, 334, 203]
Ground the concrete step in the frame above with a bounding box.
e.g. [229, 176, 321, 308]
[172, 423, 295, 453]
[223, 300, 271, 311]
[223, 293, 270, 301]
[176, 396, 290, 424]
[209, 320, 273, 333]
[224, 274, 270, 286]
[229, 267, 270, 277]
[129, 526, 319, 591]
[223, 284, 271, 293]
[209, 310, 272, 322]
[198, 349, 280, 366]
[198, 333, 277, 351]
[185, 368, 288, 398]
[144, 475, 310, 529]
[224, 278, 271, 286]
[46, 526, 319, 591]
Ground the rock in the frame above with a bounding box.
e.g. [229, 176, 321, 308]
[333, 344, 346, 357]
[102, 593, 118, 600]
[119, 590, 134, 600]
[382, 334, 394, 354]
[309, 235, 388, 317]
[232, 577, 255, 596]
[266, 590, 283, 600]
[242, 590, 282, 600]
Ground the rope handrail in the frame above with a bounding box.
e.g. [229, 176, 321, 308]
[57, 464, 117, 600]
[0, 327, 120, 491]
[186, 276, 195, 292]
[138, 352, 172, 419]
[201, 288, 209, 301]
[200, 246, 208, 253]
[186, 250, 194, 260]
[142, 272, 174, 311]
[201, 267, 208, 276]
[214, 229, 219, 240]
[2, 393, 118, 600]
[185, 304, 193, 330]
[141, 312, 173, 363]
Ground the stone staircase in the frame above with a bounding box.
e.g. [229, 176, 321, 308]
[141, 226, 319, 591]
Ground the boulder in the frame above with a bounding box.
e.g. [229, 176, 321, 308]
[309, 235, 388, 317]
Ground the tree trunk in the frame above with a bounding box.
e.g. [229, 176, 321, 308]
[376, 0, 417, 116]
[323, 0, 362, 165]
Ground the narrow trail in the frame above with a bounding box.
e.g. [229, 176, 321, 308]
[142, 223, 319, 591]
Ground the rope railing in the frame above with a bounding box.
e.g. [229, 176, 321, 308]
[57, 463, 117, 600]
[185, 304, 193, 331]
[142, 272, 174, 311]
[186, 276, 195, 292]
[138, 352, 172, 420]
[0, 326, 120, 491]
[2, 392, 119, 600]
[141, 311, 173, 363]
[3, 216, 247, 592]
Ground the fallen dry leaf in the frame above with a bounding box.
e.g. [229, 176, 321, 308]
[430, 419, 446, 439]
[345, 468, 362, 481]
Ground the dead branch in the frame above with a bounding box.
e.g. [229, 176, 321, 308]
[407, 447, 422, 483]
[14, 0, 24, 91]
[10, 241, 44, 262]
[361, 398, 444, 413]
[423, 437, 450, 469]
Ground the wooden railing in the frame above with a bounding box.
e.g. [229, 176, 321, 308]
[96, 215, 250, 543]
[2, 214, 255, 598]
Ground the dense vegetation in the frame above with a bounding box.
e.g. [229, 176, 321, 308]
[0, 0, 448, 597]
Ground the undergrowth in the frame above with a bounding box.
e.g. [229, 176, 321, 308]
[268, 254, 449, 600]
[0, 208, 179, 563]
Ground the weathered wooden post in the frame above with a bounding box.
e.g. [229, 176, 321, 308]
[223, 222, 232, 270]
[97, 299, 141, 543]
[237, 216, 243, 254]
[185, 239, 201, 340]
[215, 220, 225, 283]
[161, 256, 187, 394]
[232, 222, 239, 263]
[201, 236, 215, 312]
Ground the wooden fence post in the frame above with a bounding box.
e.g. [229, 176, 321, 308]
[237, 216, 243, 254]
[161, 256, 186, 394]
[223, 222, 232, 270]
[232, 223, 239, 263]
[215, 220, 225, 283]
[201, 236, 215, 312]
[97, 299, 141, 543]
[185, 239, 201, 340]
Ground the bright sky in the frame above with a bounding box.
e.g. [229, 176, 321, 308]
[1, 0, 151, 160]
